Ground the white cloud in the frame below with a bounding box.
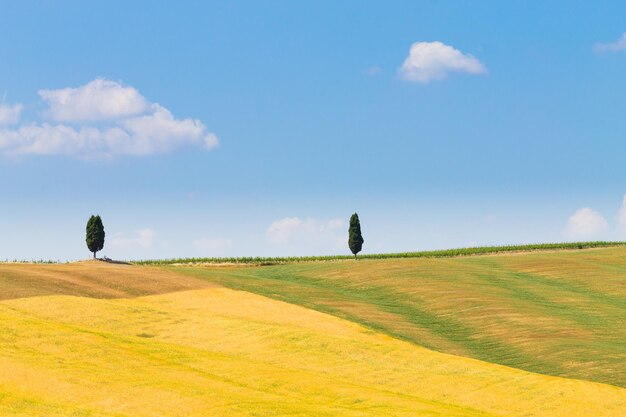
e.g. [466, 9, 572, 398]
[0, 78, 218, 158]
[110, 228, 159, 249]
[398, 41, 486, 83]
[0, 103, 22, 125]
[119, 104, 218, 155]
[565, 208, 608, 238]
[595, 33, 626, 53]
[266, 217, 345, 252]
[39, 78, 148, 122]
[0, 123, 126, 156]
[192, 237, 232, 254]
[267, 217, 305, 244]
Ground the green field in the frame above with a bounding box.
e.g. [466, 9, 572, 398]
[133, 241, 626, 265]
[1, 247, 626, 416]
[172, 246, 626, 388]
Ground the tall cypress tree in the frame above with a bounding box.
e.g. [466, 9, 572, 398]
[86, 215, 105, 259]
[348, 213, 364, 259]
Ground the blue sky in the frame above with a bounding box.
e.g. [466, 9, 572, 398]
[2, 1, 626, 260]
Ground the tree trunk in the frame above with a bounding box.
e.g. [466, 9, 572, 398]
[93, 251, 96, 259]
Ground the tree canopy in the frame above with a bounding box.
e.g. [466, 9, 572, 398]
[86, 215, 105, 259]
[348, 213, 364, 258]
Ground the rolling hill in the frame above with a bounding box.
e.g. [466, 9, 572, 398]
[172, 246, 626, 388]
[0, 251, 625, 416]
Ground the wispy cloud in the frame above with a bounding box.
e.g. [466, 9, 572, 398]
[110, 228, 161, 249]
[364, 66, 383, 76]
[266, 217, 345, 254]
[398, 41, 486, 83]
[192, 237, 232, 254]
[595, 33, 626, 53]
[565, 208, 608, 238]
[0, 103, 22, 125]
[0, 78, 218, 159]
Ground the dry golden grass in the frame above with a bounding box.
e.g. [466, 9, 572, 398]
[2, 284, 626, 416]
[1, 261, 626, 416]
[0, 260, 214, 300]
[176, 246, 626, 387]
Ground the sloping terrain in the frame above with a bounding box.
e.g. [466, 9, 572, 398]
[1, 274, 626, 416]
[174, 247, 626, 387]
[0, 261, 214, 300]
[1, 258, 626, 416]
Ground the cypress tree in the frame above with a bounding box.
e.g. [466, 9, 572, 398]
[348, 213, 364, 259]
[86, 215, 105, 259]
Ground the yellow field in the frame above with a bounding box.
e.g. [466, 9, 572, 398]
[1, 262, 626, 416]
[175, 247, 626, 387]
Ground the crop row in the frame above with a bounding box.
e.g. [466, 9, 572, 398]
[132, 241, 626, 265]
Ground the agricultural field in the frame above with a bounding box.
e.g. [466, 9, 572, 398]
[175, 246, 626, 388]
[0, 248, 625, 416]
[134, 241, 626, 265]
[7, 3, 626, 416]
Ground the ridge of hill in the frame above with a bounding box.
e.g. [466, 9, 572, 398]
[134, 241, 626, 265]
[0, 261, 214, 300]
